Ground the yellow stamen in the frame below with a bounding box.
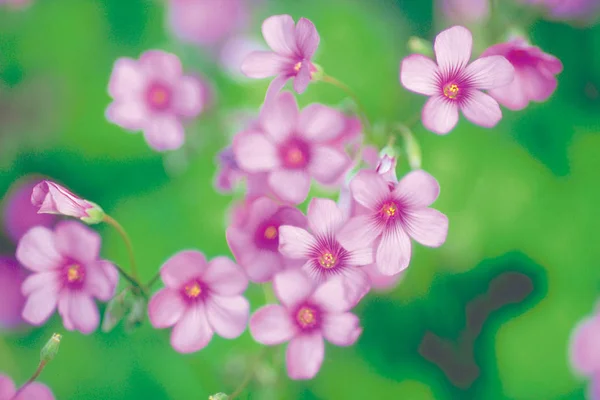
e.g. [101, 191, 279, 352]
[184, 283, 201, 298]
[383, 203, 397, 217]
[443, 83, 460, 100]
[67, 265, 83, 282]
[286, 148, 304, 165]
[297, 307, 316, 327]
[318, 252, 336, 269]
[293, 62, 302, 72]
[264, 226, 278, 239]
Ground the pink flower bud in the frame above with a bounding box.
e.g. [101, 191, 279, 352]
[31, 181, 104, 224]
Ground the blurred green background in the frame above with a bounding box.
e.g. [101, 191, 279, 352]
[1, 0, 599, 398]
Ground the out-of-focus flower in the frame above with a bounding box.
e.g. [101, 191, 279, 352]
[16, 221, 118, 334]
[214, 146, 245, 194]
[400, 26, 514, 135]
[481, 37, 563, 110]
[338, 170, 448, 275]
[2, 177, 56, 243]
[226, 197, 307, 282]
[0, 257, 26, 329]
[167, 0, 248, 47]
[241, 15, 320, 101]
[250, 269, 362, 380]
[219, 35, 267, 79]
[440, 0, 490, 23]
[518, 0, 600, 21]
[106, 50, 205, 151]
[362, 262, 404, 292]
[148, 251, 249, 353]
[0, 374, 54, 400]
[0, 0, 31, 9]
[570, 311, 600, 398]
[233, 92, 352, 204]
[278, 198, 371, 305]
[31, 180, 104, 224]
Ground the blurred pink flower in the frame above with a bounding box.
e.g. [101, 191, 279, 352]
[441, 0, 490, 23]
[337, 170, 448, 276]
[278, 198, 372, 305]
[233, 92, 352, 204]
[570, 311, 600, 398]
[241, 15, 320, 101]
[363, 262, 403, 292]
[106, 50, 205, 151]
[0, 374, 54, 400]
[400, 26, 514, 134]
[0, 257, 26, 329]
[250, 269, 362, 380]
[2, 177, 56, 243]
[167, 0, 248, 47]
[31, 180, 104, 224]
[16, 221, 118, 334]
[213, 146, 270, 198]
[226, 197, 307, 283]
[482, 37, 563, 110]
[0, 0, 31, 9]
[148, 251, 249, 353]
[518, 0, 599, 20]
[219, 35, 267, 78]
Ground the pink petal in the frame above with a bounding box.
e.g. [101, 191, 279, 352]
[293, 62, 311, 93]
[57, 294, 74, 331]
[160, 250, 207, 289]
[349, 170, 390, 210]
[262, 14, 297, 56]
[139, 50, 182, 82]
[16, 226, 63, 272]
[264, 75, 290, 105]
[570, 316, 600, 375]
[377, 226, 412, 275]
[345, 246, 374, 266]
[0, 375, 15, 399]
[278, 225, 317, 259]
[244, 196, 280, 232]
[322, 312, 362, 346]
[108, 57, 145, 98]
[404, 208, 449, 247]
[295, 17, 319, 59]
[241, 51, 290, 78]
[393, 170, 441, 208]
[400, 54, 440, 96]
[340, 268, 370, 306]
[298, 104, 346, 142]
[308, 146, 351, 184]
[336, 215, 383, 253]
[85, 261, 118, 301]
[14, 382, 54, 400]
[422, 95, 459, 135]
[307, 198, 345, 236]
[260, 91, 298, 142]
[273, 269, 315, 308]
[54, 220, 100, 263]
[310, 277, 355, 313]
[434, 25, 473, 73]
[465, 55, 515, 90]
[148, 288, 185, 328]
[171, 304, 213, 353]
[250, 304, 297, 345]
[105, 100, 147, 131]
[522, 66, 558, 102]
[67, 292, 100, 334]
[268, 169, 311, 205]
[143, 116, 185, 151]
[205, 294, 249, 339]
[239, 250, 283, 283]
[233, 131, 279, 172]
[22, 287, 58, 325]
[173, 76, 203, 118]
[22, 271, 58, 296]
[460, 90, 502, 128]
[203, 256, 248, 296]
[487, 72, 529, 111]
[286, 333, 325, 380]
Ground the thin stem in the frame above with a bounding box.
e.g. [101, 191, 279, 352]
[228, 348, 267, 400]
[103, 215, 139, 280]
[114, 264, 146, 297]
[146, 273, 161, 289]
[10, 361, 47, 400]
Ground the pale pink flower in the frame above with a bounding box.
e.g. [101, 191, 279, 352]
[233, 92, 352, 204]
[518, 0, 599, 20]
[0, 258, 26, 328]
[31, 180, 104, 224]
[2, 177, 56, 243]
[106, 50, 205, 151]
[337, 170, 448, 275]
[278, 198, 372, 305]
[241, 15, 320, 101]
[250, 269, 362, 380]
[400, 26, 514, 135]
[0, 374, 54, 400]
[219, 35, 267, 79]
[441, 0, 490, 23]
[570, 311, 600, 398]
[16, 221, 118, 334]
[481, 38, 563, 110]
[0, 0, 31, 9]
[226, 197, 307, 282]
[363, 262, 404, 292]
[213, 146, 269, 198]
[148, 251, 249, 353]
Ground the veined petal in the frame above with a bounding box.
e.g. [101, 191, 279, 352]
[160, 250, 207, 289]
[434, 25, 473, 73]
[322, 312, 362, 346]
[295, 18, 319, 59]
[376, 226, 412, 275]
[422, 95, 459, 135]
[233, 131, 279, 172]
[311, 277, 355, 313]
[404, 208, 449, 247]
[307, 198, 345, 236]
[273, 269, 315, 308]
[286, 333, 325, 380]
[250, 304, 297, 345]
[393, 170, 441, 208]
[336, 215, 383, 252]
[460, 90, 502, 128]
[206, 295, 249, 339]
[465, 55, 514, 90]
[241, 51, 290, 78]
[278, 226, 317, 259]
[349, 170, 390, 210]
[262, 15, 297, 56]
[400, 54, 440, 96]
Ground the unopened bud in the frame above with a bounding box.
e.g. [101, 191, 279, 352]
[407, 36, 434, 58]
[81, 203, 105, 225]
[124, 295, 148, 333]
[311, 62, 324, 82]
[102, 289, 131, 332]
[209, 393, 229, 400]
[40, 333, 62, 363]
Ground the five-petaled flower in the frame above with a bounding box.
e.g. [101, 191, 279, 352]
[106, 50, 205, 151]
[337, 170, 448, 275]
[400, 25, 514, 135]
[250, 269, 362, 380]
[16, 221, 118, 334]
[148, 250, 249, 353]
[241, 14, 320, 102]
[31, 180, 104, 224]
[0, 374, 54, 400]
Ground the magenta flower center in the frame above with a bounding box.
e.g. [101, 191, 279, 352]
[279, 138, 310, 169]
[254, 221, 280, 251]
[318, 252, 336, 269]
[296, 306, 318, 329]
[264, 225, 278, 240]
[443, 83, 460, 100]
[62, 263, 86, 289]
[66, 264, 84, 283]
[146, 82, 172, 111]
[381, 202, 398, 219]
[293, 62, 303, 72]
[181, 279, 205, 302]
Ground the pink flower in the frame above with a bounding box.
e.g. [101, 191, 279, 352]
[0, 374, 54, 400]
[481, 38, 563, 111]
[518, 0, 599, 20]
[2, 177, 56, 243]
[219, 35, 267, 79]
[337, 170, 448, 275]
[148, 251, 249, 353]
[31, 180, 104, 224]
[278, 198, 372, 305]
[441, 0, 490, 23]
[0, 258, 26, 329]
[106, 50, 205, 151]
[213, 146, 270, 198]
[0, 0, 31, 9]
[233, 92, 352, 204]
[15, 221, 118, 334]
[400, 26, 514, 135]
[250, 269, 362, 380]
[570, 311, 600, 398]
[226, 197, 307, 282]
[241, 15, 320, 101]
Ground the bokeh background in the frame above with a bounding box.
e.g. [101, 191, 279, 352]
[1, 0, 599, 398]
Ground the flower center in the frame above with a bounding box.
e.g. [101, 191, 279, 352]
[380, 201, 400, 222]
[280, 139, 310, 169]
[293, 62, 302, 72]
[443, 83, 460, 100]
[264, 225, 278, 239]
[296, 306, 317, 328]
[184, 282, 202, 299]
[318, 252, 336, 269]
[147, 83, 171, 110]
[67, 264, 83, 283]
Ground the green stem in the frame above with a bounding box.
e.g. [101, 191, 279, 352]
[10, 361, 47, 400]
[146, 273, 161, 289]
[228, 348, 267, 400]
[103, 215, 139, 280]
